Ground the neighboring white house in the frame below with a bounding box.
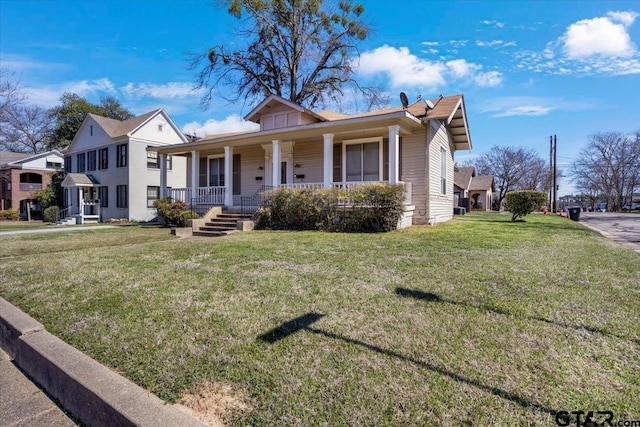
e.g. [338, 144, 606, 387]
[61, 109, 188, 222]
[153, 93, 472, 226]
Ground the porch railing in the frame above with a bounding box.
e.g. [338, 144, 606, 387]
[54, 207, 70, 223]
[169, 186, 226, 206]
[278, 181, 412, 204]
[241, 186, 274, 217]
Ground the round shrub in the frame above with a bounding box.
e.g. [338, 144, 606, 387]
[43, 206, 60, 223]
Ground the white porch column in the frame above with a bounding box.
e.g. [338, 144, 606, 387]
[159, 153, 167, 198]
[323, 133, 334, 187]
[224, 146, 233, 207]
[272, 140, 281, 187]
[388, 125, 400, 184]
[191, 150, 199, 203]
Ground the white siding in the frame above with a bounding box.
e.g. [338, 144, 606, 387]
[399, 131, 428, 224]
[130, 113, 186, 145]
[69, 117, 112, 152]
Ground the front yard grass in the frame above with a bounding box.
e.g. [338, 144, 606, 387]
[1, 213, 638, 426]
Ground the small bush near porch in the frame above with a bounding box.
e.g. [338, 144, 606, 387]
[255, 183, 405, 232]
[0, 214, 638, 426]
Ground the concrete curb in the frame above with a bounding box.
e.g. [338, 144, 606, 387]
[0, 297, 206, 427]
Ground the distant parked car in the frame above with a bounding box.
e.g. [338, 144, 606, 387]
[622, 202, 640, 211]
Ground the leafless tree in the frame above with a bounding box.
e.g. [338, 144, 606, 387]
[571, 132, 640, 211]
[0, 69, 26, 116]
[0, 104, 54, 154]
[191, 0, 385, 111]
[475, 145, 548, 207]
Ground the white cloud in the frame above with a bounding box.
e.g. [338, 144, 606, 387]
[479, 96, 591, 118]
[562, 12, 637, 59]
[476, 40, 517, 48]
[182, 115, 259, 138]
[474, 71, 503, 87]
[481, 20, 505, 28]
[357, 45, 447, 89]
[607, 10, 639, 26]
[420, 41, 439, 46]
[121, 82, 200, 99]
[446, 59, 481, 78]
[24, 78, 117, 107]
[356, 45, 502, 90]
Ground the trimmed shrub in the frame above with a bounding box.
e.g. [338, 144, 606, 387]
[255, 183, 406, 233]
[505, 190, 548, 222]
[43, 206, 60, 223]
[153, 197, 199, 227]
[0, 209, 19, 221]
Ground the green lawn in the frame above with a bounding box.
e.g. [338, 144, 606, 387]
[1, 214, 638, 426]
[0, 220, 50, 231]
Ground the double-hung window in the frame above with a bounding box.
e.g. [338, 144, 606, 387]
[77, 153, 86, 173]
[147, 186, 160, 208]
[99, 148, 108, 169]
[116, 185, 128, 208]
[116, 144, 127, 167]
[87, 150, 97, 171]
[440, 147, 447, 195]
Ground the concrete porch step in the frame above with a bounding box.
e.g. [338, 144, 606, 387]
[205, 220, 237, 227]
[199, 225, 236, 232]
[192, 230, 227, 237]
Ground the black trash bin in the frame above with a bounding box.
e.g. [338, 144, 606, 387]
[567, 206, 581, 221]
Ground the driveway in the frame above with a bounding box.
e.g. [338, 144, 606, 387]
[578, 211, 640, 253]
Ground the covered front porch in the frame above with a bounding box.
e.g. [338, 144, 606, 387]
[158, 125, 412, 212]
[61, 173, 102, 224]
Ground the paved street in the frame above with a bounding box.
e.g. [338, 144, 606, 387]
[0, 348, 77, 426]
[578, 212, 640, 252]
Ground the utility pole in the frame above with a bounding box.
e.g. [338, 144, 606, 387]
[553, 134, 557, 212]
[549, 136, 554, 213]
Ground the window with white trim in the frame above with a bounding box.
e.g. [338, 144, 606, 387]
[343, 138, 382, 182]
[209, 157, 225, 187]
[147, 186, 160, 208]
[440, 147, 447, 195]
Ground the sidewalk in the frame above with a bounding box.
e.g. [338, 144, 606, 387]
[0, 348, 78, 426]
[0, 225, 118, 236]
[0, 297, 205, 427]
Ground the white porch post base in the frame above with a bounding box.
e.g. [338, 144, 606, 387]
[224, 146, 233, 207]
[323, 133, 334, 187]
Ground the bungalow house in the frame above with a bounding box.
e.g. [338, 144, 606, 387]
[454, 166, 494, 211]
[61, 109, 188, 223]
[153, 93, 472, 226]
[0, 150, 64, 219]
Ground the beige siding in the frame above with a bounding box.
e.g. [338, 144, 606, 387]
[428, 121, 455, 224]
[399, 131, 428, 224]
[292, 139, 323, 184]
[232, 145, 266, 205]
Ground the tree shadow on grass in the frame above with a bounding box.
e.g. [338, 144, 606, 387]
[258, 312, 557, 416]
[395, 287, 638, 346]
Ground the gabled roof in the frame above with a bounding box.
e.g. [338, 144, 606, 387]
[244, 94, 327, 124]
[88, 110, 160, 139]
[0, 150, 63, 169]
[0, 151, 31, 166]
[61, 173, 100, 188]
[454, 166, 475, 190]
[470, 175, 495, 192]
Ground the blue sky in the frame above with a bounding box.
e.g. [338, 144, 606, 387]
[2, 0, 640, 195]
